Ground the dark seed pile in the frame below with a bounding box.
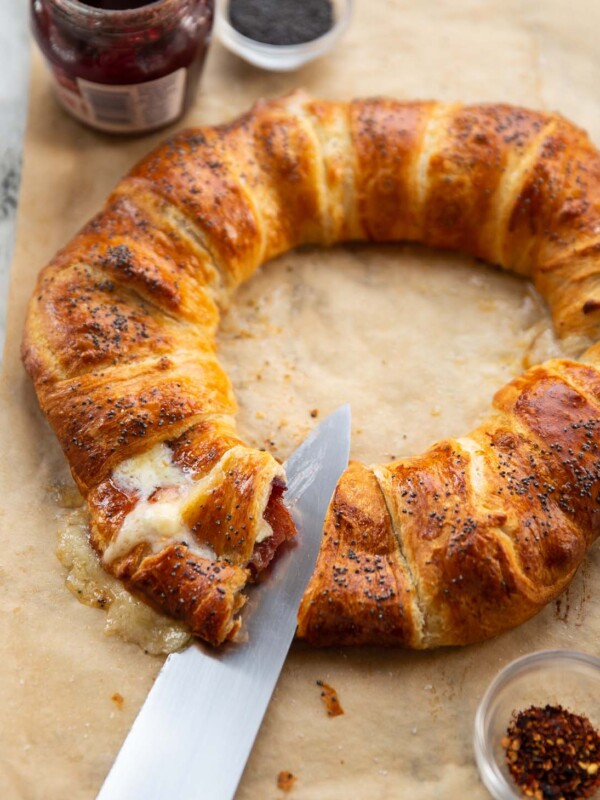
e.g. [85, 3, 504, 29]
[229, 0, 334, 46]
[502, 704, 600, 799]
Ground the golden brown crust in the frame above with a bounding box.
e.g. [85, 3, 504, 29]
[422, 104, 550, 262]
[350, 98, 436, 243]
[297, 462, 422, 646]
[181, 447, 286, 565]
[39, 354, 235, 491]
[126, 544, 248, 646]
[22, 92, 600, 648]
[303, 361, 599, 648]
[507, 118, 600, 271]
[493, 363, 600, 540]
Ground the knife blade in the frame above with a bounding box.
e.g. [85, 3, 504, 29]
[96, 403, 352, 800]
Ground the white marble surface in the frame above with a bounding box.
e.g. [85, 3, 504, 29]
[0, 0, 30, 359]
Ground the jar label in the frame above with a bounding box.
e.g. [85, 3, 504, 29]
[50, 68, 187, 133]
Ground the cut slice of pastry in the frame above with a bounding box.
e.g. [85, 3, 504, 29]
[86, 435, 295, 646]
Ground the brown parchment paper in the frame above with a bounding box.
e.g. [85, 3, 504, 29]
[2, 2, 600, 798]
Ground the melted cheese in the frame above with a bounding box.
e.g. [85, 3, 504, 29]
[255, 517, 275, 544]
[104, 442, 279, 566]
[104, 444, 216, 565]
[56, 505, 191, 655]
[103, 493, 216, 565]
[112, 443, 187, 499]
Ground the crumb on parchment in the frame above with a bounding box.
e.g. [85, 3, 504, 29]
[277, 771, 297, 792]
[316, 679, 344, 717]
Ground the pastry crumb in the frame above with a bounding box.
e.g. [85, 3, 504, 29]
[310, 408, 319, 418]
[277, 771, 297, 792]
[111, 692, 124, 710]
[316, 679, 344, 717]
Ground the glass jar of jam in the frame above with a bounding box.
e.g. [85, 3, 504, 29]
[31, 0, 214, 134]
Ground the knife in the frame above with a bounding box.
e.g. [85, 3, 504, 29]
[97, 403, 352, 800]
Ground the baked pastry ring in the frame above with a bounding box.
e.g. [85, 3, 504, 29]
[22, 91, 600, 647]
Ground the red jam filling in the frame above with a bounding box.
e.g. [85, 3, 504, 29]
[249, 484, 297, 577]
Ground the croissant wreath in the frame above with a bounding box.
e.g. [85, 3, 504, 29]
[23, 91, 600, 648]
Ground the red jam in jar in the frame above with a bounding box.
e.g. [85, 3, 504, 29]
[31, 0, 214, 133]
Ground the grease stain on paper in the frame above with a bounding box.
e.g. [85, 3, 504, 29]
[52, 482, 190, 655]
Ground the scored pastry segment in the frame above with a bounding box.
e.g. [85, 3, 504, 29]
[510, 117, 600, 271]
[305, 99, 363, 243]
[373, 441, 483, 647]
[417, 101, 461, 235]
[249, 98, 329, 259]
[349, 98, 437, 243]
[128, 544, 249, 645]
[371, 463, 427, 647]
[180, 445, 286, 562]
[536, 243, 600, 349]
[292, 96, 356, 245]
[424, 106, 552, 267]
[297, 461, 425, 647]
[468, 417, 586, 591]
[127, 136, 265, 291]
[39, 356, 237, 492]
[52, 200, 223, 325]
[109, 182, 231, 306]
[266, 91, 332, 245]
[494, 369, 600, 534]
[489, 114, 556, 273]
[22, 92, 600, 647]
[550, 357, 600, 426]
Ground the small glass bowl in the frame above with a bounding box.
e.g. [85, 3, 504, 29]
[215, 0, 353, 71]
[474, 650, 600, 800]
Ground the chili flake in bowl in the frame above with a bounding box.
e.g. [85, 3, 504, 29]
[474, 651, 600, 800]
[504, 705, 599, 799]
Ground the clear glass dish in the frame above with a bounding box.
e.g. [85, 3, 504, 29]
[215, 0, 353, 72]
[474, 649, 600, 800]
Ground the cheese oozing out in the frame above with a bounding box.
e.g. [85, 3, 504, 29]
[103, 443, 280, 566]
[111, 443, 187, 498]
[104, 443, 209, 565]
